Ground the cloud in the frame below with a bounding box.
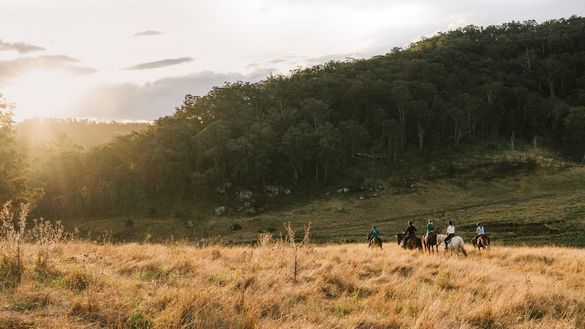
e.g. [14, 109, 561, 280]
[133, 30, 163, 37]
[0, 40, 45, 54]
[125, 57, 194, 70]
[0, 55, 96, 83]
[72, 68, 274, 121]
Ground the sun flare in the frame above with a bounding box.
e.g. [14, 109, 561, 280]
[3, 69, 94, 121]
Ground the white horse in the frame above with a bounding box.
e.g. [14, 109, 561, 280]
[436, 234, 468, 256]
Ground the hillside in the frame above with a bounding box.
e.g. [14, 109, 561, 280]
[1, 242, 584, 328]
[56, 147, 585, 247]
[8, 17, 585, 221]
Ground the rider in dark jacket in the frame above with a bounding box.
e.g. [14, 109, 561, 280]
[403, 221, 417, 246]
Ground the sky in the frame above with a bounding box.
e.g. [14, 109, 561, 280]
[0, 0, 584, 121]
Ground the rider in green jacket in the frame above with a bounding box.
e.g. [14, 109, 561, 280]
[368, 225, 380, 241]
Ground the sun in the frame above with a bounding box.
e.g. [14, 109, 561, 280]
[3, 69, 94, 121]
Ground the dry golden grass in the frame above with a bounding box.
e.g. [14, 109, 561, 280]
[1, 241, 584, 328]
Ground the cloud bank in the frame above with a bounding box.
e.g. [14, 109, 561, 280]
[0, 55, 96, 83]
[125, 57, 194, 70]
[133, 30, 163, 37]
[0, 40, 45, 53]
[72, 68, 274, 120]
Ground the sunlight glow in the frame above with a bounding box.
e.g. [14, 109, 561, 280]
[4, 69, 95, 121]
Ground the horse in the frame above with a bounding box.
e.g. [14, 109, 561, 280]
[396, 233, 423, 252]
[368, 236, 383, 249]
[422, 230, 439, 254]
[436, 234, 468, 256]
[471, 234, 490, 251]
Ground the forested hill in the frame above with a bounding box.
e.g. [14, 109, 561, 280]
[15, 118, 149, 152]
[2, 17, 585, 219]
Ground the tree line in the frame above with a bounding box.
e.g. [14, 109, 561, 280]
[2, 17, 585, 218]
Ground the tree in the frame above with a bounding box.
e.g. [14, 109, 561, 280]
[0, 96, 26, 204]
[391, 84, 410, 148]
[563, 106, 585, 160]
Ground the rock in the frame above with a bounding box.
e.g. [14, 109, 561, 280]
[334, 207, 345, 213]
[230, 223, 242, 231]
[243, 202, 252, 208]
[337, 187, 350, 193]
[370, 193, 380, 197]
[359, 196, 365, 200]
[186, 220, 194, 228]
[360, 186, 366, 191]
[245, 207, 257, 215]
[215, 186, 226, 194]
[214, 206, 227, 216]
[265, 185, 280, 196]
[325, 192, 331, 196]
[284, 188, 291, 195]
[238, 190, 254, 201]
[236, 206, 244, 212]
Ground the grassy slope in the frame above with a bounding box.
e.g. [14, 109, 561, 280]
[63, 150, 585, 247]
[1, 242, 584, 328]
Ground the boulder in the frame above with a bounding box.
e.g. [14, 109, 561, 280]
[238, 190, 254, 201]
[245, 207, 257, 215]
[337, 187, 351, 193]
[284, 188, 292, 195]
[214, 206, 227, 216]
[265, 185, 280, 196]
[230, 223, 242, 231]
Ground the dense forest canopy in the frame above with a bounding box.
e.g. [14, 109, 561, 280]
[2, 17, 585, 218]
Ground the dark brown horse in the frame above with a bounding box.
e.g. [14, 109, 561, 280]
[471, 234, 490, 251]
[422, 231, 439, 254]
[396, 233, 423, 251]
[368, 236, 383, 249]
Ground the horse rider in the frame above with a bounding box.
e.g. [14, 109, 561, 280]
[425, 219, 435, 236]
[368, 225, 380, 243]
[444, 221, 455, 250]
[403, 221, 417, 246]
[472, 222, 486, 242]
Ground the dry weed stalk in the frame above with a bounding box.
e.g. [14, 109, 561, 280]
[284, 222, 298, 282]
[257, 232, 273, 247]
[0, 202, 29, 287]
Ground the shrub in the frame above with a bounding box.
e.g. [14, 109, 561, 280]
[0, 202, 28, 289]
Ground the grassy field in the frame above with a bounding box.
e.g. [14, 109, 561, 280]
[1, 241, 584, 328]
[63, 156, 585, 247]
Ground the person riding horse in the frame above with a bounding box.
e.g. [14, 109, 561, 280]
[444, 221, 455, 250]
[403, 221, 417, 247]
[421, 218, 439, 253]
[471, 222, 490, 249]
[473, 222, 485, 241]
[368, 225, 380, 243]
[425, 219, 435, 236]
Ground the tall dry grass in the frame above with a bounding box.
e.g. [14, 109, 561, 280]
[1, 227, 584, 328]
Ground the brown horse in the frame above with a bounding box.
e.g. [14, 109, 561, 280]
[396, 233, 423, 251]
[368, 236, 383, 249]
[471, 234, 490, 251]
[422, 231, 439, 254]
